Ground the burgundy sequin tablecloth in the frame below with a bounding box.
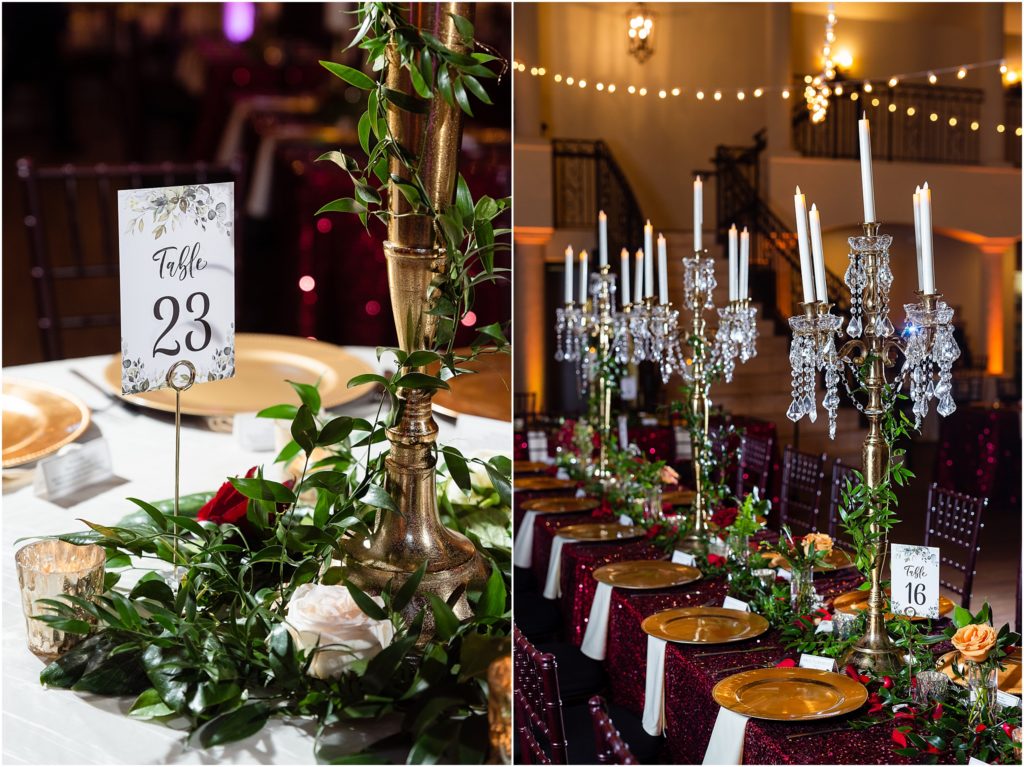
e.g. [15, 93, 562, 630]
[513, 485, 578, 530]
[559, 539, 665, 644]
[603, 570, 915, 765]
[528, 510, 597, 584]
[935, 404, 1021, 510]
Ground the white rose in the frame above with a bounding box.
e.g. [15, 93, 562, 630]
[284, 583, 394, 680]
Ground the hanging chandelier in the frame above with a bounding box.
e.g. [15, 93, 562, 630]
[627, 3, 654, 64]
[805, 2, 838, 124]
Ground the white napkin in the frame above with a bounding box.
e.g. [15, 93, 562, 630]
[703, 707, 750, 764]
[580, 582, 614, 660]
[513, 510, 539, 568]
[543, 536, 571, 599]
[642, 635, 668, 735]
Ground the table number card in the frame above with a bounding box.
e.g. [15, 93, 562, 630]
[890, 543, 941, 619]
[526, 430, 549, 462]
[118, 183, 236, 394]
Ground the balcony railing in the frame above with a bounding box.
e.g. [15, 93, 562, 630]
[793, 80, 984, 165]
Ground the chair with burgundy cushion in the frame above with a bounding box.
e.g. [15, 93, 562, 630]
[736, 432, 774, 498]
[513, 626, 569, 764]
[778, 446, 828, 536]
[923, 483, 987, 610]
[588, 696, 639, 764]
[826, 458, 861, 545]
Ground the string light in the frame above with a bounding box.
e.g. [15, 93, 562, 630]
[671, 87, 681, 96]
[639, 87, 648, 96]
[850, 92, 859, 101]
[888, 77, 899, 87]
[578, 79, 587, 88]
[696, 90, 705, 100]
[782, 89, 790, 99]
[658, 89, 667, 98]
[566, 76, 574, 85]
[907, 107, 916, 116]
[627, 85, 636, 94]
[970, 121, 979, 130]
[930, 112, 939, 122]
[948, 117, 958, 127]
[957, 67, 967, 79]
[928, 72, 938, 84]
[713, 90, 722, 100]
[754, 87, 764, 97]
[596, 82, 605, 91]
[737, 89, 745, 100]
[608, 84, 617, 93]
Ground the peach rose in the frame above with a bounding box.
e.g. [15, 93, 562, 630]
[801, 533, 834, 556]
[951, 623, 998, 663]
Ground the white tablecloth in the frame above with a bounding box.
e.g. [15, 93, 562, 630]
[2, 349, 508, 764]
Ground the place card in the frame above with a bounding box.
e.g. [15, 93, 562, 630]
[233, 413, 277, 452]
[618, 513, 633, 527]
[641, 416, 658, 426]
[620, 375, 638, 401]
[890, 543, 940, 619]
[815, 620, 834, 634]
[722, 596, 750, 612]
[775, 567, 792, 582]
[798, 653, 837, 672]
[118, 182, 236, 394]
[997, 690, 1021, 709]
[526, 430, 549, 462]
[618, 415, 629, 449]
[672, 550, 697, 566]
[34, 440, 113, 501]
[968, 758, 991, 766]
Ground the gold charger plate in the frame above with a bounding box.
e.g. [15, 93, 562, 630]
[773, 548, 856, 573]
[515, 476, 577, 492]
[431, 350, 510, 422]
[594, 560, 701, 590]
[514, 460, 551, 474]
[521, 497, 599, 514]
[833, 588, 955, 621]
[935, 650, 1022, 695]
[642, 607, 769, 644]
[712, 668, 868, 721]
[557, 523, 641, 542]
[2, 380, 91, 468]
[102, 333, 375, 417]
[662, 489, 696, 506]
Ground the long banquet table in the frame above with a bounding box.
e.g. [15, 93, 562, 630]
[2, 349, 509, 764]
[520, 500, 929, 765]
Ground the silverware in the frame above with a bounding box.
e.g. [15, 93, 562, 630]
[786, 720, 881, 740]
[694, 645, 780, 658]
[70, 369, 120, 412]
[714, 660, 777, 675]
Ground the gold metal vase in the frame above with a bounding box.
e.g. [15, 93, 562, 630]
[344, 2, 488, 627]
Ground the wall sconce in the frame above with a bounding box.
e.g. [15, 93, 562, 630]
[627, 3, 654, 64]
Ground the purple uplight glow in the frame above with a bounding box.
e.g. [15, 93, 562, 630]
[223, 3, 255, 44]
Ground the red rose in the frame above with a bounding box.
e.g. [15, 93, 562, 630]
[645, 524, 663, 539]
[1001, 722, 1015, 738]
[844, 664, 859, 680]
[882, 676, 894, 689]
[775, 658, 796, 668]
[975, 724, 987, 734]
[894, 708, 917, 721]
[710, 506, 738, 529]
[198, 467, 259, 525]
[197, 467, 292, 538]
[707, 554, 726, 568]
[892, 729, 908, 749]
[932, 703, 944, 721]
[925, 745, 942, 755]
[867, 692, 884, 714]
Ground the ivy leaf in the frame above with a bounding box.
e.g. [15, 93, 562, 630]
[229, 476, 296, 504]
[474, 563, 507, 618]
[361, 484, 398, 513]
[449, 13, 474, 43]
[408, 62, 432, 99]
[483, 461, 512, 506]
[257, 404, 298, 420]
[198, 702, 271, 748]
[382, 87, 429, 114]
[344, 580, 388, 621]
[461, 74, 493, 105]
[274, 439, 302, 465]
[404, 350, 440, 369]
[128, 687, 175, 720]
[287, 381, 321, 414]
[357, 112, 372, 155]
[316, 198, 367, 216]
[394, 372, 450, 391]
[291, 404, 319, 455]
[452, 76, 473, 116]
[126, 497, 168, 531]
[392, 560, 428, 612]
[315, 150, 361, 175]
[317, 416, 354, 447]
[427, 593, 460, 641]
[319, 60, 375, 90]
[455, 175, 474, 224]
[348, 372, 389, 389]
[442, 448, 472, 491]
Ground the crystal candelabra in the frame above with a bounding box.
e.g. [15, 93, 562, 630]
[678, 250, 759, 550]
[786, 221, 959, 672]
[554, 265, 629, 478]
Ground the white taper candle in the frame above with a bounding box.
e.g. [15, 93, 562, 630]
[912, 186, 924, 291]
[657, 233, 668, 305]
[564, 246, 574, 304]
[578, 250, 589, 305]
[740, 227, 750, 300]
[598, 210, 608, 267]
[794, 187, 815, 304]
[809, 204, 827, 302]
[694, 176, 703, 251]
[644, 221, 654, 298]
[858, 113, 876, 223]
[920, 183, 935, 294]
[621, 247, 631, 305]
[728, 224, 738, 302]
[633, 250, 643, 305]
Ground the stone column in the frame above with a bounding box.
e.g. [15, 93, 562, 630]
[979, 3, 1006, 166]
[512, 234, 552, 411]
[513, 2, 542, 140]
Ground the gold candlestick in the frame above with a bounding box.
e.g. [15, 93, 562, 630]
[344, 2, 487, 628]
[680, 250, 712, 551]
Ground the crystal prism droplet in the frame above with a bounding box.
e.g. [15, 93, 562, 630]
[938, 396, 956, 417]
[847, 315, 862, 338]
[786, 400, 802, 422]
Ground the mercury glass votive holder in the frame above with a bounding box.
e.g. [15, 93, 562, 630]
[16, 540, 105, 660]
[913, 669, 950, 707]
[832, 611, 857, 640]
[487, 655, 512, 764]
